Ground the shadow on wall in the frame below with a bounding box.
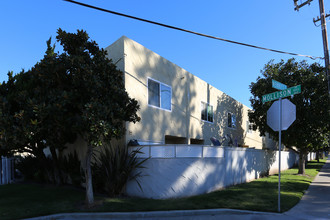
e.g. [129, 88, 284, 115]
[119, 39, 281, 198]
[127, 148, 279, 199]
[263, 149, 277, 176]
[129, 158, 227, 199]
[202, 92, 245, 146]
[125, 43, 198, 144]
[224, 147, 277, 187]
[287, 150, 299, 168]
[262, 133, 277, 150]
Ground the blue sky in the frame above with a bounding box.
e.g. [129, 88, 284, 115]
[0, 0, 326, 107]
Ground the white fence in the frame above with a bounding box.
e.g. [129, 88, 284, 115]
[130, 145, 224, 158]
[0, 157, 15, 185]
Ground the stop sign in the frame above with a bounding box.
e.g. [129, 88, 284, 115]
[267, 99, 296, 131]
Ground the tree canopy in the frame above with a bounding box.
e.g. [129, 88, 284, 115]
[249, 58, 329, 174]
[55, 29, 140, 205]
[0, 28, 140, 205]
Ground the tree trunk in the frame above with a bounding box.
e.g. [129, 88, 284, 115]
[85, 144, 94, 207]
[49, 146, 63, 185]
[31, 144, 53, 182]
[316, 150, 320, 163]
[298, 151, 307, 175]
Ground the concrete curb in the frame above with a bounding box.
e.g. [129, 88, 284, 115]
[25, 208, 282, 220]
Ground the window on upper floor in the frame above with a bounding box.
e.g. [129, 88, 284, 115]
[228, 112, 236, 128]
[246, 121, 253, 133]
[148, 78, 172, 111]
[201, 102, 213, 123]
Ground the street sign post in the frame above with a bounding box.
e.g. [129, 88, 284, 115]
[272, 79, 287, 90]
[262, 85, 301, 103]
[267, 99, 296, 131]
[263, 80, 301, 213]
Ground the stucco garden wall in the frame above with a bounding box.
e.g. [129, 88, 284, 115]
[126, 145, 313, 199]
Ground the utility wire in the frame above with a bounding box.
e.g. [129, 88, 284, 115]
[64, 0, 323, 60]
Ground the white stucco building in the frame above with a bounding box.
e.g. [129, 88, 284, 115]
[65, 36, 294, 199]
[105, 36, 274, 149]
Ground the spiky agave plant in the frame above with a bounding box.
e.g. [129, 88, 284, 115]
[59, 150, 83, 187]
[92, 144, 148, 196]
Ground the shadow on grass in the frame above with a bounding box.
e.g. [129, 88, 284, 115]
[96, 179, 311, 213]
[0, 159, 326, 219]
[306, 161, 325, 171]
[0, 183, 85, 220]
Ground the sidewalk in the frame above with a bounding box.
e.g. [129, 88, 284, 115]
[284, 156, 330, 220]
[27, 157, 330, 220]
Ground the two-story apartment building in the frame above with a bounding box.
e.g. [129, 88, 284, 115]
[62, 36, 280, 199]
[105, 36, 271, 149]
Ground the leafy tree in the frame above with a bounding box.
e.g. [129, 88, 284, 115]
[0, 40, 77, 184]
[0, 29, 140, 206]
[249, 59, 329, 175]
[55, 29, 140, 206]
[0, 71, 53, 181]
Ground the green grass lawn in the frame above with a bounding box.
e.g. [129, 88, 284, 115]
[0, 159, 326, 220]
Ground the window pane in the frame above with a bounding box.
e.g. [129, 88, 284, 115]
[232, 114, 236, 128]
[148, 79, 160, 107]
[201, 102, 207, 121]
[228, 113, 232, 127]
[247, 121, 253, 133]
[160, 84, 171, 110]
[207, 105, 213, 122]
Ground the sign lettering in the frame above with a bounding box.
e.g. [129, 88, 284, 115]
[262, 85, 301, 103]
[272, 80, 287, 90]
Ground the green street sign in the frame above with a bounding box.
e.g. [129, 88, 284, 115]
[272, 80, 287, 90]
[262, 85, 301, 103]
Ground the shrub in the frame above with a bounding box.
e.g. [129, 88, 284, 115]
[16, 150, 83, 186]
[15, 155, 53, 183]
[59, 150, 83, 187]
[92, 144, 148, 196]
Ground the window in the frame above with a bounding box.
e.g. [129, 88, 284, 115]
[228, 112, 236, 128]
[148, 78, 171, 110]
[201, 102, 213, 123]
[190, 138, 204, 145]
[165, 135, 187, 144]
[246, 121, 253, 133]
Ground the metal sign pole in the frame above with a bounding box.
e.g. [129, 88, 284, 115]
[265, 80, 300, 212]
[278, 97, 282, 213]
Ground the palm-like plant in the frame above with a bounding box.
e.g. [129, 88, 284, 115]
[92, 144, 148, 196]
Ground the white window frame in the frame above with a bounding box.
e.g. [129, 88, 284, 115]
[147, 78, 172, 111]
[201, 101, 214, 123]
[228, 112, 236, 129]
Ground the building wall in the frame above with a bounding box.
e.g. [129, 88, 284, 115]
[62, 135, 125, 168]
[105, 36, 271, 149]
